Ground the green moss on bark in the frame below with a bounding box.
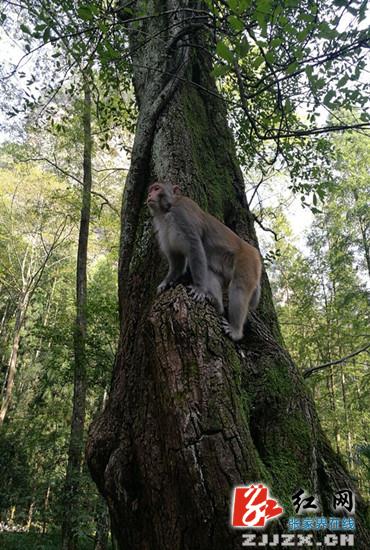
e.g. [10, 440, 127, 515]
[182, 88, 236, 218]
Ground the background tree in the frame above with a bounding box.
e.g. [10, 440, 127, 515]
[0, 130, 120, 546]
[62, 75, 93, 550]
[264, 128, 370, 492]
[0, 163, 72, 426]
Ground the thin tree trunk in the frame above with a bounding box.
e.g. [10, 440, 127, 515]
[8, 505, 16, 524]
[0, 301, 9, 368]
[340, 366, 353, 469]
[42, 485, 51, 535]
[34, 279, 56, 364]
[0, 300, 9, 337]
[62, 77, 92, 550]
[86, 2, 370, 548]
[327, 366, 341, 454]
[26, 501, 35, 531]
[0, 290, 30, 426]
[353, 190, 370, 278]
[358, 219, 370, 279]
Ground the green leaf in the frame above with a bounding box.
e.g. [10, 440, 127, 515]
[35, 23, 47, 31]
[337, 74, 348, 88]
[323, 90, 336, 106]
[297, 28, 310, 42]
[211, 64, 229, 77]
[255, 11, 267, 33]
[265, 51, 274, 63]
[228, 15, 244, 32]
[270, 37, 282, 48]
[236, 38, 249, 56]
[347, 5, 358, 16]
[239, 0, 251, 9]
[305, 65, 313, 77]
[216, 41, 234, 64]
[253, 55, 264, 69]
[43, 27, 51, 43]
[286, 61, 299, 75]
[20, 23, 31, 34]
[318, 21, 337, 39]
[229, 0, 240, 14]
[257, 0, 272, 13]
[310, 206, 322, 214]
[105, 41, 121, 60]
[78, 5, 93, 20]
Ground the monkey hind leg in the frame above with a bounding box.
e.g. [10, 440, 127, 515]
[249, 284, 261, 311]
[224, 282, 256, 341]
[206, 270, 224, 314]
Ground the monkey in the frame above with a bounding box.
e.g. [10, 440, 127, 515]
[147, 182, 262, 341]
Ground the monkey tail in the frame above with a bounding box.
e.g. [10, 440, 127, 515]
[249, 284, 261, 310]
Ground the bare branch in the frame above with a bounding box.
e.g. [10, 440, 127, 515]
[252, 214, 279, 241]
[18, 157, 119, 215]
[264, 122, 370, 140]
[92, 191, 120, 216]
[303, 343, 370, 378]
[93, 166, 128, 172]
[19, 156, 83, 185]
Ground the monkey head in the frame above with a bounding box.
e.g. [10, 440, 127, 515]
[147, 183, 181, 214]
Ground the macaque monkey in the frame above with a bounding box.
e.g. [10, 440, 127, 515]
[147, 183, 262, 341]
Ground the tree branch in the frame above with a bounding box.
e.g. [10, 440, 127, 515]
[18, 157, 119, 215]
[303, 343, 370, 378]
[252, 214, 278, 241]
[264, 122, 370, 140]
[20, 156, 83, 185]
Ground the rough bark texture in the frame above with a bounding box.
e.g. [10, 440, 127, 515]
[86, 1, 369, 548]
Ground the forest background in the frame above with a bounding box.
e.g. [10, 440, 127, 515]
[0, 0, 369, 548]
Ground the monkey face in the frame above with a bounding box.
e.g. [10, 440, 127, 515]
[147, 183, 163, 207]
[147, 183, 174, 213]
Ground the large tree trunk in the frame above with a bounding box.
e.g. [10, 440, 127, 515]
[86, 2, 369, 548]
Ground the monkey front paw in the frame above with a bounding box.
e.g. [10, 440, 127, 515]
[157, 281, 173, 295]
[187, 286, 207, 303]
[221, 319, 243, 342]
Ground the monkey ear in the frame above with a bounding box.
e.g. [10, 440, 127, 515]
[173, 185, 181, 195]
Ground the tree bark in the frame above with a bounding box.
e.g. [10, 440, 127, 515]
[62, 77, 92, 550]
[86, 1, 370, 548]
[42, 485, 51, 535]
[26, 500, 35, 531]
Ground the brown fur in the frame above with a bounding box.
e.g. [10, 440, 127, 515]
[147, 183, 262, 341]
